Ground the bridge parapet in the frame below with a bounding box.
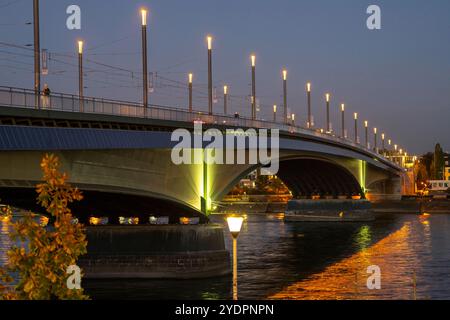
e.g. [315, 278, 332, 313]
[0, 86, 401, 172]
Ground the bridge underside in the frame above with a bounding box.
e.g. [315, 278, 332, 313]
[276, 159, 363, 198]
[0, 187, 205, 224]
[0, 148, 402, 222]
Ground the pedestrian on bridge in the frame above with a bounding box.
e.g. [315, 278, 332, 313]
[42, 83, 51, 109]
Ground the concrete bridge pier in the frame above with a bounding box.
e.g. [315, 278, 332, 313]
[79, 224, 231, 279]
[366, 176, 403, 201]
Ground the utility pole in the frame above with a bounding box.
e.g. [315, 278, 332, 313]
[33, 0, 41, 109]
[141, 9, 149, 117]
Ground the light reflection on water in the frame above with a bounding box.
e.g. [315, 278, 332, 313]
[1, 212, 450, 300]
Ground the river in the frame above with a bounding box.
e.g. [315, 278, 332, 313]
[1, 212, 450, 300]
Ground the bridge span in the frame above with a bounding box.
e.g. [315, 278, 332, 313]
[0, 86, 406, 221]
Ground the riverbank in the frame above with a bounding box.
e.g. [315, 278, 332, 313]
[214, 199, 450, 214]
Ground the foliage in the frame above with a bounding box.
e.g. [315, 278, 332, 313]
[229, 174, 290, 195]
[0, 154, 88, 300]
[432, 143, 445, 180]
[0, 204, 12, 222]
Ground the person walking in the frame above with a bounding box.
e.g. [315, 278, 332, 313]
[42, 83, 51, 109]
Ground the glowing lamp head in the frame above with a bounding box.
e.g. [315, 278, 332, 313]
[273, 104, 277, 113]
[141, 9, 148, 26]
[291, 114, 295, 121]
[251, 54, 256, 67]
[394, 144, 398, 151]
[374, 127, 377, 134]
[400, 149, 403, 154]
[77, 40, 83, 54]
[227, 216, 244, 238]
[282, 69, 287, 81]
[354, 112, 358, 120]
[325, 93, 330, 102]
[365, 120, 368, 128]
[224, 85, 228, 95]
[382, 133, 385, 140]
[307, 82, 311, 92]
[388, 139, 392, 145]
[207, 35, 213, 50]
[188, 73, 193, 84]
[341, 103, 345, 112]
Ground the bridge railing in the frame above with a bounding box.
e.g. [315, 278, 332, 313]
[0, 86, 398, 168]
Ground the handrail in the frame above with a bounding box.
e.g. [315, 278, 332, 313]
[0, 85, 403, 171]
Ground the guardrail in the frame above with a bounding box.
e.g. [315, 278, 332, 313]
[0, 86, 401, 170]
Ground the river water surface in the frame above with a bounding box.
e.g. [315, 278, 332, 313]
[1, 212, 450, 300]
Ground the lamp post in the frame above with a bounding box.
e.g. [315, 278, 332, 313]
[223, 85, 228, 115]
[207, 36, 213, 115]
[354, 113, 358, 143]
[188, 73, 193, 112]
[291, 113, 295, 126]
[381, 133, 385, 155]
[78, 40, 84, 112]
[273, 104, 277, 122]
[226, 216, 244, 301]
[33, 0, 41, 109]
[341, 103, 345, 138]
[307, 82, 312, 128]
[325, 93, 331, 132]
[141, 9, 149, 117]
[374, 128, 378, 153]
[251, 54, 256, 120]
[283, 69, 288, 124]
[365, 121, 369, 148]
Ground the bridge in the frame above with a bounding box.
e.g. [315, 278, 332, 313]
[0, 86, 406, 223]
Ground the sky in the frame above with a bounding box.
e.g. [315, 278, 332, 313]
[0, 0, 449, 154]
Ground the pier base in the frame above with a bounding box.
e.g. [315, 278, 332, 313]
[79, 224, 230, 279]
[285, 199, 374, 222]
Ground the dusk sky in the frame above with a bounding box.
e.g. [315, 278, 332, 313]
[1, 0, 449, 154]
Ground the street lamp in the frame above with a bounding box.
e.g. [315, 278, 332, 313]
[207, 35, 213, 115]
[77, 40, 84, 112]
[354, 112, 358, 143]
[226, 216, 244, 301]
[188, 73, 193, 112]
[365, 121, 369, 148]
[223, 85, 228, 115]
[273, 104, 277, 122]
[291, 113, 295, 126]
[251, 54, 256, 120]
[373, 127, 378, 153]
[341, 103, 345, 138]
[141, 8, 149, 117]
[325, 93, 331, 132]
[306, 82, 312, 128]
[282, 69, 288, 124]
[381, 133, 385, 154]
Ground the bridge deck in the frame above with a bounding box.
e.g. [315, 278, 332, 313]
[0, 86, 402, 172]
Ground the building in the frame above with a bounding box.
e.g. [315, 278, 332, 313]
[428, 180, 450, 195]
[444, 153, 450, 181]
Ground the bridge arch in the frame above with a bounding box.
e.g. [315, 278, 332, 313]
[215, 156, 364, 202]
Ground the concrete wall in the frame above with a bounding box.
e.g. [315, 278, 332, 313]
[79, 224, 230, 279]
